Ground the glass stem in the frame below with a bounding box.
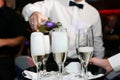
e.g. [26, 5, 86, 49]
[36, 65, 39, 80]
[58, 64, 63, 80]
[61, 63, 64, 74]
[84, 65, 88, 80]
[37, 62, 42, 80]
[43, 59, 47, 74]
[80, 62, 85, 77]
[81, 62, 88, 80]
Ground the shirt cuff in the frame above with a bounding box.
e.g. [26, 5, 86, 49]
[108, 53, 120, 72]
[22, 4, 41, 21]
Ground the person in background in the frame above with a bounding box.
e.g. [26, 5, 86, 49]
[0, 0, 26, 80]
[22, 0, 104, 73]
[90, 53, 120, 73]
[5, 0, 15, 9]
[103, 14, 120, 58]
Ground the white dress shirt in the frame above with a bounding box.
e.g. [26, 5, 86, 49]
[22, 0, 104, 58]
[108, 53, 120, 72]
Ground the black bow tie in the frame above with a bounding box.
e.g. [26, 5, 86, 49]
[69, 1, 84, 9]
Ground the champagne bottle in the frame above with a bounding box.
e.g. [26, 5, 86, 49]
[39, 20, 62, 34]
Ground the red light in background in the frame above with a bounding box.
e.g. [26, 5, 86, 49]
[99, 9, 120, 15]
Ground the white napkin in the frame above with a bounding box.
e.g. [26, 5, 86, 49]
[65, 62, 81, 74]
[22, 62, 104, 80]
[88, 72, 104, 80]
[22, 70, 83, 80]
[65, 62, 104, 79]
[23, 70, 37, 80]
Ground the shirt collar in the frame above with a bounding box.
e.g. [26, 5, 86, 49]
[71, 0, 85, 3]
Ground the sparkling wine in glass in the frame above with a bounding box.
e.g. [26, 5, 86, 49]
[77, 27, 94, 80]
[51, 29, 68, 80]
[30, 32, 45, 80]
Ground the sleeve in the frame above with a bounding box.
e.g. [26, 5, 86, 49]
[92, 12, 105, 58]
[22, 0, 53, 21]
[22, 3, 36, 21]
[108, 53, 120, 72]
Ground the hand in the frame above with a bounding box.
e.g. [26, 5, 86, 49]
[90, 58, 113, 73]
[29, 12, 48, 31]
[0, 39, 5, 47]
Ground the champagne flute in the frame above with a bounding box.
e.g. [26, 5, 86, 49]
[42, 35, 51, 77]
[51, 28, 68, 80]
[76, 27, 94, 80]
[30, 32, 45, 80]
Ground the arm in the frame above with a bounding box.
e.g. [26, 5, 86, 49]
[22, 1, 54, 31]
[0, 36, 25, 47]
[90, 53, 120, 73]
[90, 58, 113, 73]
